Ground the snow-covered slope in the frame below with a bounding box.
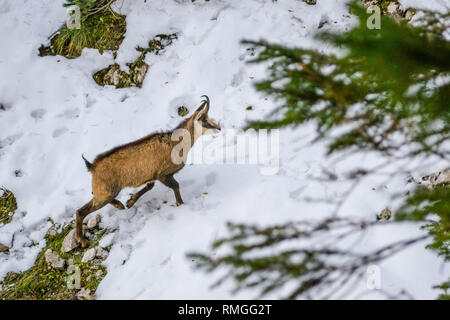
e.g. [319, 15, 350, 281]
[0, 0, 448, 299]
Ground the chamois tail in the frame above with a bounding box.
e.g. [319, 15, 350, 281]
[81, 154, 93, 171]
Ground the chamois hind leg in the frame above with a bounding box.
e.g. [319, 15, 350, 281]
[126, 182, 155, 208]
[110, 199, 125, 210]
[75, 199, 109, 248]
[160, 175, 183, 206]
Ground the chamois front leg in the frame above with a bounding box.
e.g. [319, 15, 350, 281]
[160, 175, 183, 206]
[75, 200, 94, 248]
[126, 182, 155, 208]
[75, 199, 109, 248]
[110, 199, 125, 210]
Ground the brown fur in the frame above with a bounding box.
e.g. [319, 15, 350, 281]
[75, 96, 220, 247]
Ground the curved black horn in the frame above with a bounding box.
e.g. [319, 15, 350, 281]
[200, 95, 210, 113]
[194, 100, 207, 116]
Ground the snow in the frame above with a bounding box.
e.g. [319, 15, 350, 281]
[0, 0, 449, 299]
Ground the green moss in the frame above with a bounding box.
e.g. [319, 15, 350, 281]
[39, 9, 126, 59]
[178, 106, 189, 117]
[0, 188, 17, 225]
[0, 223, 108, 300]
[136, 33, 178, 57]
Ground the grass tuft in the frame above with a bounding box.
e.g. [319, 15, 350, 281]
[39, 9, 126, 59]
[0, 188, 17, 225]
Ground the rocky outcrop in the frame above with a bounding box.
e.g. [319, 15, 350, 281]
[93, 33, 177, 89]
[362, 0, 415, 20]
[93, 64, 132, 88]
[422, 169, 450, 187]
[0, 221, 111, 300]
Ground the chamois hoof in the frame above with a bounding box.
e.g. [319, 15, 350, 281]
[80, 238, 89, 248]
[176, 201, 183, 206]
[126, 198, 136, 209]
[75, 234, 89, 248]
[110, 199, 125, 210]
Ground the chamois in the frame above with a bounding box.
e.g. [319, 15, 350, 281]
[75, 95, 220, 247]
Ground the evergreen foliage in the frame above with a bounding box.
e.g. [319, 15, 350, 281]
[396, 183, 450, 261]
[189, 219, 429, 299]
[244, 3, 449, 157]
[189, 1, 450, 299]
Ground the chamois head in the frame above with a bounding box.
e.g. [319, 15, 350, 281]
[190, 95, 221, 136]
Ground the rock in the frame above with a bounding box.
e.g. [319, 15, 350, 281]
[377, 208, 392, 221]
[420, 169, 450, 188]
[363, 1, 411, 20]
[44, 249, 65, 270]
[99, 233, 115, 248]
[0, 243, 9, 252]
[95, 246, 108, 260]
[93, 64, 131, 88]
[404, 9, 415, 20]
[0, 231, 13, 248]
[95, 269, 103, 277]
[430, 169, 450, 186]
[61, 229, 79, 253]
[67, 264, 76, 274]
[105, 64, 128, 87]
[76, 288, 94, 300]
[81, 248, 96, 263]
[46, 223, 61, 238]
[130, 62, 149, 87]
[87, 214, 101, 229]
[386, 2, 404, 18]
[302, 0, 316, 4]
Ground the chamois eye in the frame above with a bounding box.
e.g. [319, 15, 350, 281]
[203, 121, 215, 129]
